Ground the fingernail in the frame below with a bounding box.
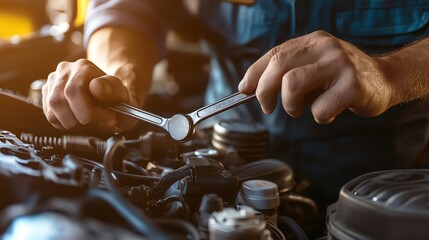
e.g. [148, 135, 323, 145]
[261, 105, 270, 114]
[63, 120, 77, 129]
[95, 77, 112, 95]
[314, 116, 335, 124]
[238, 80, 246, 91]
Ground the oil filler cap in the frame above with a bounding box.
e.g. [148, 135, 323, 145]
[236, 180, 280, 210]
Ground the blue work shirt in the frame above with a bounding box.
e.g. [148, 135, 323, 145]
[85, 0, 429, 206]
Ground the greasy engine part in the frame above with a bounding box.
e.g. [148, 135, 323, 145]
[327, 169, 429, 240]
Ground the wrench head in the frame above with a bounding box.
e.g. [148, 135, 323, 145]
[167, 114, 193, 142]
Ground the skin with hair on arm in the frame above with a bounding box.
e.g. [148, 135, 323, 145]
[238, 30, 429, 124]
[42, 27, 157, 132]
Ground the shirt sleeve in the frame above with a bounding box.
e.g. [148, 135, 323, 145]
[83, 0, 187, 60]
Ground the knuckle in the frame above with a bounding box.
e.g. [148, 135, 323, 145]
[326, 38, 342, 50]
[56, 61, 70, 71]
[55, 62, 71, 81]
[268, 45, 282, 57]
[283, 71, 300, 92]
[312, 30, 331, 38]
[75, 58, 91, 66]
[64, 81, 84, 98]
[47, 72, 56, 82]
[42, 83, 48, 95]
[255, 88, 270, 105]
[47, 92, 63, 107]
[311, 33, 339, 50]
[270, 52, 283, 65]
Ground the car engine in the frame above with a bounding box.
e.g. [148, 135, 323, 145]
[1, 89, 428, 240]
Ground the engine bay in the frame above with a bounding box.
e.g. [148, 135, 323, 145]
[1, 89, 428, 240]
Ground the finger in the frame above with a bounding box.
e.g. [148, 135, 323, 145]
[311, 68, 358, 124]
[256, 46, 320, 114]
[239, 36, 314, 93]
[281, 60, 338, 117]
[89, 75, 130, 103]
[48, 73, 80, 129]
[239, 54, 272, 94]
[89, 76, 137, 132]
[64, 62, 102, 125]
[42, 75, 65, 130]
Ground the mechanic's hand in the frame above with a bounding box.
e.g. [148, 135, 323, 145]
[42, 59, 139, 132]
[238, 30, 394, 124]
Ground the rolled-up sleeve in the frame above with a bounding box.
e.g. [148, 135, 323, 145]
[84, 0, 187, 59]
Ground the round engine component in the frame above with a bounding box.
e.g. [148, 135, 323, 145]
[236, 180, 280, 224]
[209, 206, 271, 240]
[327, 169, 429, 240]
[211, 119, 269, 161]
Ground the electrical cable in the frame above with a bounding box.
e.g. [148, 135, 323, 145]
[153, 195, 191, 219]
[102, 137, 172, 240]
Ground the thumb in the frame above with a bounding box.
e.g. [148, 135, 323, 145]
[89, 75, 130, 103]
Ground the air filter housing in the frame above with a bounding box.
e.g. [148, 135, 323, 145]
[327, 169, 429, 240]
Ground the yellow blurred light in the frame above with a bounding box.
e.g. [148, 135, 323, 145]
[0, 11, 33, 39]
[73, 0, 88, 27]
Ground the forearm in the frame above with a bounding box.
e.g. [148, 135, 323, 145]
[378, 38, 429, 106]
[87, 27, 157, 106]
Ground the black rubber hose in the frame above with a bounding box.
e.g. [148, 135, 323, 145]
[102, 137, 172, 240]
[149, 164, 194, 200]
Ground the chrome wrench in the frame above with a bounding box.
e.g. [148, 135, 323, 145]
[103, 92, 256, 141]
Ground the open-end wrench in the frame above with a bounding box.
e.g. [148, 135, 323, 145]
[103, 92, 256, 142]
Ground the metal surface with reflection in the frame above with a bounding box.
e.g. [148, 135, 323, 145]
[103, 92, 256, 142]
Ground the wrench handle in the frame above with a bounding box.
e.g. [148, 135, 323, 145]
[103, 102, 168, 127]
[189, 92, 256, 125]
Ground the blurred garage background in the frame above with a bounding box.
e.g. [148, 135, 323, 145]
[0, 0, 209, 116]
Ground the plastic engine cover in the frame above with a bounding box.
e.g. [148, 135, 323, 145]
[327, 169, 429, 240]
